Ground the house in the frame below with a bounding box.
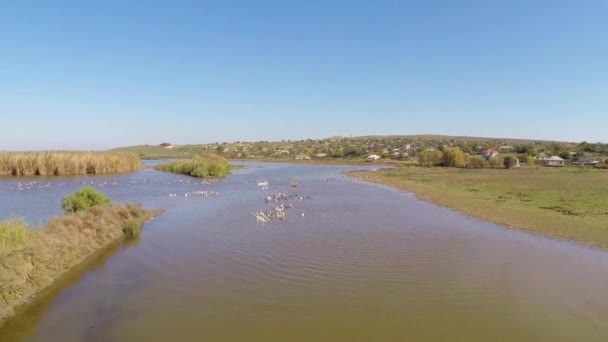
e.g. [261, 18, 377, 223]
[367, 154, 381, 161]
[315, 153, 327, 158]
[295, 154, 311, 160]
[159, 143, 175, 149]
[537, 156, 565, 167]
[481, 148, 499, 159]
[571, 160, 599, 167]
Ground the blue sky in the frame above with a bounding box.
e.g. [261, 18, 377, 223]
[1, 1, 606, 150]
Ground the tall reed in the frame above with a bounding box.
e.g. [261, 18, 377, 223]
[0, 151, 141, 176]
[155, 154, 232, 178]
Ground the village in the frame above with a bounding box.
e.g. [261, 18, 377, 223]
[124, 136, 608, 169]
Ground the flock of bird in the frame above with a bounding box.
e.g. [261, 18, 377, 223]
[7, 174, 312, 223]
[168, 190, 220, 197]
[253, 179, 306, 223]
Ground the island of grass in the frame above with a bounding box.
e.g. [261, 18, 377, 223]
[155, 154, 232, 178]
[0, 187, 163, 324]
[347, 166, 608, 248]
[0, 151, 141, 176]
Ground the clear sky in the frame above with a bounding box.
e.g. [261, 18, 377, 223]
[1, 1, 606, 150]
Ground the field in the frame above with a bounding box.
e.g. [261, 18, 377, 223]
[0, 152, 141, 176]
[0, 204, 162, 324]
[348, 166, 608, 247]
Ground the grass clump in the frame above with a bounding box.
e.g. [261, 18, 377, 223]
[155, 154, 231, 178]
[122, 221, 142, 239]
[0, 190, 162, 323]
[0, 219, 30, 250]
[0, 151, 141, 176]
[347, 166, 608, 247]
[62, 187, 112, 213]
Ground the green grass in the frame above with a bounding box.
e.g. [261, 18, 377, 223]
[111, 145, 205, 159]
[348, 166, 608, 247]
[0, 151, 141, 176]
[155, 154, 232, 178]
[0, 205, 163, 324]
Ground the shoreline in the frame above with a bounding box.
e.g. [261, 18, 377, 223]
[0, 206, 164, 326]
[345, 167, 608, 249]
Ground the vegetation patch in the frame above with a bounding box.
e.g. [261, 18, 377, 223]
[347, 166, 608, 248]
[155, 154, 232, 178]
[61, 187, 112, 213]
[0, 151, 141, 176]
[0, 189, 162, 324]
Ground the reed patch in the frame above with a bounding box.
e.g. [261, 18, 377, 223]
[0, 151, 141, 176]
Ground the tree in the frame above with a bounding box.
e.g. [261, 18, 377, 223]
[525, 155, 535, 166]
[503, 156, 516, 169]
[547, 142, 564, 156]
[441, 148, 466, 168]
[418, 149, 443, 167]
[62, 187, 112, 214]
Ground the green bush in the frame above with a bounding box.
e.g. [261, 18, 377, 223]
[525, 155, 535, 166]
[503, 156, 516, 169]
[62, 187, 112, 214]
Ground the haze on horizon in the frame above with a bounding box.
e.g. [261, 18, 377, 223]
[1, 1, 606, 150]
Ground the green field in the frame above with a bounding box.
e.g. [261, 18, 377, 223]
[348, 166, 608, 247]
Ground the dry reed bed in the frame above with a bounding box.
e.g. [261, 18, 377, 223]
[0, 204, 162, 323]
[0, 151, 141, 176]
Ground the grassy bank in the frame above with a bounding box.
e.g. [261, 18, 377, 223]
[0, 151, 141, 176]
[155, 154, 231, 178]
[348, 166, 608, 247]
[0, 204, 162, 324]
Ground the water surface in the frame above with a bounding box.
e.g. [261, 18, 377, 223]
[1, 162, 608, 341]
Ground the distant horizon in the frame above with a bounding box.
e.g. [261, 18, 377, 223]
[1, 1, 606, 150]
[2, 132, 603, 152]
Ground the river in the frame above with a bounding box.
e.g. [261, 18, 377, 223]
[1, 162, 608, 341]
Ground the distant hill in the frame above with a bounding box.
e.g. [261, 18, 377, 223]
[350, 134, 571, 144]
[111, 134, 583, 161]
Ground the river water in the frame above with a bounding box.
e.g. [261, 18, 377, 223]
[1, 162, 608, 341]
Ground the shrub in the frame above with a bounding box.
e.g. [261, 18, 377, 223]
[0, 219, 30, 250]
[62, 187, 112, 214]
[442, 148, 467, 168]
[418, 149, 443, 167]
[122, 221, 142, 239]
[488, 156, 503, 168]
[504, 156, 516, 169]
[526, 155, 535, 166]
[468, 156, 486, 169]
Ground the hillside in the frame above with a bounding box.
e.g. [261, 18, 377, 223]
[111, 135, 606, 162]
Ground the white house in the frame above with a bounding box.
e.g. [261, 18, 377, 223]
[538, 156, 565, 167]
[367, 154, 381, 161]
